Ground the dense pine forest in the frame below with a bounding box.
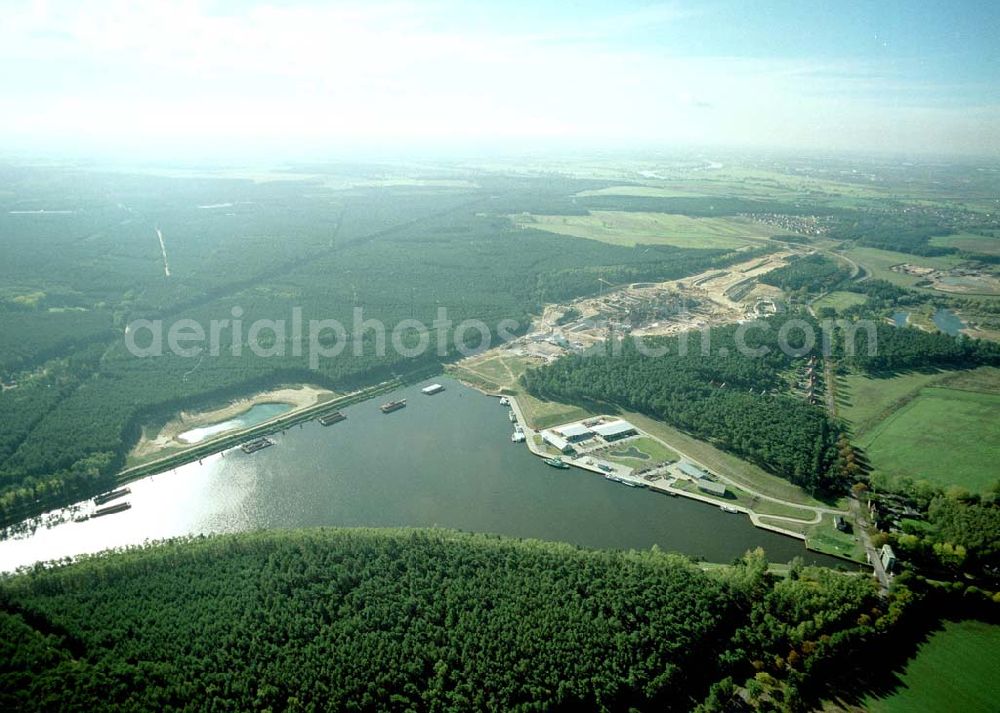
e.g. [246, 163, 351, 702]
[0, 528, 897, 712]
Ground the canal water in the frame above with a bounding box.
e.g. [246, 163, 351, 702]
[0, 377, 846, 571]
[178, 402, 292, 443]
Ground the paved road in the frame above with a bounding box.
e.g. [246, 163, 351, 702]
[851, 496, 891, 596]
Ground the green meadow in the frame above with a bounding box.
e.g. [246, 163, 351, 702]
[864, 620, 1000, 713]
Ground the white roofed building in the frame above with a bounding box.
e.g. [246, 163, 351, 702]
[591, 419, 638, 442]
[553, 423, 592, 442]
[541, 431, 574, 454]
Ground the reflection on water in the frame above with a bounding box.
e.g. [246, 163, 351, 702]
[0, 377, 847, 572]
[178, 403, 292, 443]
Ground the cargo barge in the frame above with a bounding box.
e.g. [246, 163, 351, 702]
[92, 502, 131, 518]
[94, 487, 131, 506]
[380, 399, 407, 414]
[240, 437, 275, 454]
[317, 410, 347, 426]
[421, 383, 445, 395]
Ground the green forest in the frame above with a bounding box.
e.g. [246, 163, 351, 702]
[0, 167, 758, 526]
[0, 528, 898, 712]
[523, 316, 846, 493]
[522, 314, 1000, 495]
[759, 254, 850, 294]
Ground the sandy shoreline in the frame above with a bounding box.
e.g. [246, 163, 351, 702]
[130, 384, 336, 460]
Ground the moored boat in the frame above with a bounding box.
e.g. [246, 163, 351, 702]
[542, 457, 569, 469]
[380, 399, 407, 414]
[94, 487, 131, 506]
[92, 502, 131, 518]
[318, 410, 347, 426]
[240, 437, 274, 454]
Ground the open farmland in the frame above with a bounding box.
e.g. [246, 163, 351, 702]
[929, 231, 1000, 257]
[812, 290, 868, 313]
[837, 371, 954, 434]
[859, 384, 1000, 494]
[516, 210, 773, 249]
[863, 620, 1000, 713]
[844, 246, 961, 288]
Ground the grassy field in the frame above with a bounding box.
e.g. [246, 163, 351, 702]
[838, 370, 952, 436]
[623, 411, 838, 509]
[813, 290, 868, 313]
[447, 355, 592, 430]
[603, 436, 679, 465]
[860, 386, 1000, 494]
[803, 514, 866, 562]
[929, 231, 1000, 256]
[672, 478, 817, 521]
[519, 211, 772, 249]
[863, 619, 1000, 713]
[844, 246, 960, 288]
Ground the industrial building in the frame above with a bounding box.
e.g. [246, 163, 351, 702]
[553, 423, 591, 443]
[541, 431, 574, 454]
[678, 461, 710, 480]
[697, 480, 727, 497]
[590, 419, 638, 441]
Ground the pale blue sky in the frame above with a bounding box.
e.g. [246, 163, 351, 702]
[1, 1, 997, 157]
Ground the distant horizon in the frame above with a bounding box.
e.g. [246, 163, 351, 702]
[2, 141, 998, 168]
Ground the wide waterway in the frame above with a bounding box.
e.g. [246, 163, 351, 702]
[0, 376, 846, 571]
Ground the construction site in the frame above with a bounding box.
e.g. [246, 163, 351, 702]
[505, 250, 795, 362]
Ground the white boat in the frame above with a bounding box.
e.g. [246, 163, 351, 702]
[720, 505, 740, 514]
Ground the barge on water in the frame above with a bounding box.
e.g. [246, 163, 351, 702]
[94, 487, 131, 506]
[92, 502, 131, 518]
[240, 437, 275, 454]
[317, 410, 347, 426]
[421, 383, 445, 395]
[380, 399, 407, 414]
